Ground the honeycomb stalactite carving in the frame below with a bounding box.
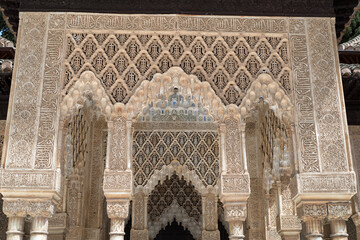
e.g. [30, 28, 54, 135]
[64, 33, 291, 105]
[148, 174, 202, 222]
[133, 130, 219, 187]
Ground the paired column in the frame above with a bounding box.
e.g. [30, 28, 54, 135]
[3, 199, 55, 240]
[107, 200, 130, 240]
[202, 188, 220, 240]
[299, 202, 351, 240]
[223, 203, 247, 240]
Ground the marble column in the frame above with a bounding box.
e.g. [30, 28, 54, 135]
[109, 218, 125, 240]
[327, 202, 352, 240]
[298, 203, 327, 240]
[223, 203, 247, 240]
[30, 216, 49, 240]
[6, 216, 25, 240]
[351, 213, 360, 240]
[107, 200, 129, 240]
[304, 219, 324, 240]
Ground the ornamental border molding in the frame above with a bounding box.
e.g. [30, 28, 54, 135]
[63, 13, 288, 33]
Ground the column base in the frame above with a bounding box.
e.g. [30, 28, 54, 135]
[130, 229, 148, 240]
[202, 230, 220, 240]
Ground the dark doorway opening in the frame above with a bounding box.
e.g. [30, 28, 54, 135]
[154, 219, 195, 240]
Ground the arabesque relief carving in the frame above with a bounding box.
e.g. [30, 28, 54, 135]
[0, 12, 356, 240]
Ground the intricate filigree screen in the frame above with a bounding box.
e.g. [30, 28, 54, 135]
[133, 128, 219, 187]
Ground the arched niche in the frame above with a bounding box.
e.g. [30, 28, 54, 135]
[148, 201, 202, 240]
[147, 174, 203, 240]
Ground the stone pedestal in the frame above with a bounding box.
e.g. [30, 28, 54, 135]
[130, 229, 149, 240]
[202, 230, 220, 240]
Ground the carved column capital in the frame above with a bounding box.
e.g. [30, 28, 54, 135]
[298, 203, 327, 221]
[327, 202, 352, 221]
[3, 199, 55, 218]
[106, 200, 130, 219]
[224, 203, 247, 222]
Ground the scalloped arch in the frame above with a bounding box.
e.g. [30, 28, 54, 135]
[122, 66, 234, 121]
[148, 201, 202, 240]
[60, 71, 114, 120]
[140, 160, 213, 196]
[238, 73, 294, 122]
[60, 69, 294, 123]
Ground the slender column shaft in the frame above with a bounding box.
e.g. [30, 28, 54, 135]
[6, 216, 25, 240]
[30, 216, 48, 240]
[329, 219, 348, 240]
[109, 218, 125, 240]
[305, 219, 323, 240]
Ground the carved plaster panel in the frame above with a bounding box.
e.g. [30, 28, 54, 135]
[289, 26, 319, 173]
[221, 174, 250, 195]
[63, 21, 291, 107]
[133, 129, 219, 187]
[35, 21, 66, 169]
[6, 12, 48, 169]
[306, 18, 348, 172]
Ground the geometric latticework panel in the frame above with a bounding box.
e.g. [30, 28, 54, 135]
[148, 174, 202, 222]
[64, 32, 291, 105]
[133, 130, 219, 187]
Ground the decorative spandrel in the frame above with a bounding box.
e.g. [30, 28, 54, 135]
[64, 32, 291, 106]
[137, 87, 213, 122]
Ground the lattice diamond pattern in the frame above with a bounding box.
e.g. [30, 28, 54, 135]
[64, 33, 291, 105]
[148, 174, 202, 222]
[133, 131, 219, 187]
